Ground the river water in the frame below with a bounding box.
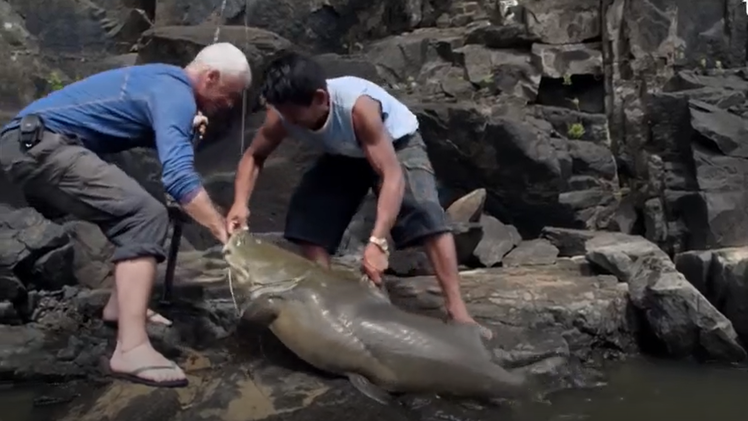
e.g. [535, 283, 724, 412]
[2, 357, 746, 421]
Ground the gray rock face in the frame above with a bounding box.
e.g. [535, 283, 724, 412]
[503, 239, 559, 267]
[676, 247, 748, 347]
[580, 231, 746, 362]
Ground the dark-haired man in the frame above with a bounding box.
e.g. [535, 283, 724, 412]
[226, 53, 489, 338]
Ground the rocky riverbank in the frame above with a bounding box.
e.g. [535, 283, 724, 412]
[3, 201, 748, 419]
[2, 0, 748, 418]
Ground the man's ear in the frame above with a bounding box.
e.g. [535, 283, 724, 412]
[206, 69, 220, 85]
[313, 89, 328, 106]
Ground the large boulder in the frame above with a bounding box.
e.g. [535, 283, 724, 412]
[542, 228, 747, 362]
[643, 79, 748, 253]
[411, 102, 619, 237]
[604, 0, 748, 252]
[676, 247, 748, 347]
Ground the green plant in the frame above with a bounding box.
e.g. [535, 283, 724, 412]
[699, 58, 707, 68]
[715, 60, 723, 70]
[567, 122, 585, 139]
[47, 72, 64, 91]
[562, 74, 572, 86]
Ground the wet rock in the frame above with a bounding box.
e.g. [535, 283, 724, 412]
[503, 239, 559, 267]
[471, 215, 521, 267]
[386, 264, 634, 363]
[584, 232, 746, 362]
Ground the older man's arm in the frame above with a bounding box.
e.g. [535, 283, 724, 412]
[150, 84, 227, 243]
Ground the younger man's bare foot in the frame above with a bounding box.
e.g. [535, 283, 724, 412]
[447, 307, 493, 340]
[108, 341, 187, 388]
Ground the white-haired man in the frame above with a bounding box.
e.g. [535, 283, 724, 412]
[0, 42, 252, 387]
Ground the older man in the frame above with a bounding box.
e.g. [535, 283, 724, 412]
[0, 42, 251, 387]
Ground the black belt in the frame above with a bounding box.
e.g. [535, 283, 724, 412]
[393, 132, 417, 151]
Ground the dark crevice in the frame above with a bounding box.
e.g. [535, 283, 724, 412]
[536, 74, 605, 114]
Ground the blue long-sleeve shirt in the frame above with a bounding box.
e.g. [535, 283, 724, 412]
[2, 64, 202, 203]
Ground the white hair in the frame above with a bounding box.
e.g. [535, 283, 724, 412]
[188, 42, 252, 88]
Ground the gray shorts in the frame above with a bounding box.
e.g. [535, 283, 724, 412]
[0, 129, 169, 263]
[284, 131, 450, 254]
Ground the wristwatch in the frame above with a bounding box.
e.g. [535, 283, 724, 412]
[369, 236, 390, 256]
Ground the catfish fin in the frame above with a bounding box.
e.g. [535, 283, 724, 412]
[241, 296, 280, 326]
[347, 373, 395, 405]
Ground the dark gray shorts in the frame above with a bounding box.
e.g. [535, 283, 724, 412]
[284, 131, 450, 254]
[0, 130, 169, 263]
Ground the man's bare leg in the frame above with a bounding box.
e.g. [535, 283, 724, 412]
[299, 243, 332, 268]
[423, 232, 493, 339]
[108, 257, 186, 383]
[102, 291, 172, 326]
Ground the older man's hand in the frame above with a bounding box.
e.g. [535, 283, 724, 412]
[193, 112, 208, 137]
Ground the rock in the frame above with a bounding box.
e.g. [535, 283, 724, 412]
[531, 42, 603, 79]
[412, 102, 574, 237]
[454, 44, 541, 102]
[0, 300, 18, 323]
[0, 266, 25, 304]
[365, 28, 474, 99]
[540, 227, 601, 257]
[445, 188, 486, 223]
[63, 221, 114, 289]
[533, 105, 610, 145]
[584, 231, 746, 362]
[388, 249, 433, 277]
[313, 53, 382, 82]
[673, 250, 713, 295]
[502, 239, 559, 267]
[471, 215, 521, 267]
[523, 0, 600, 44]
[386, 264, 634, 363]
[0, 207, 75, 291]
[0, 0, 66, 110]
[153, 0, 446, 51]
[676, 247, 748, 346]
[645, 91, 748, 253]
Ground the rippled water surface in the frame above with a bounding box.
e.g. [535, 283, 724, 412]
[511, 358, 748, 421]
[2, 358, 747, 421]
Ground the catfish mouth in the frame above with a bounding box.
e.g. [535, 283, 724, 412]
[222, 229, 303, 299]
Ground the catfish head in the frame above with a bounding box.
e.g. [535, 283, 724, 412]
[222, 229, 315, 299]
